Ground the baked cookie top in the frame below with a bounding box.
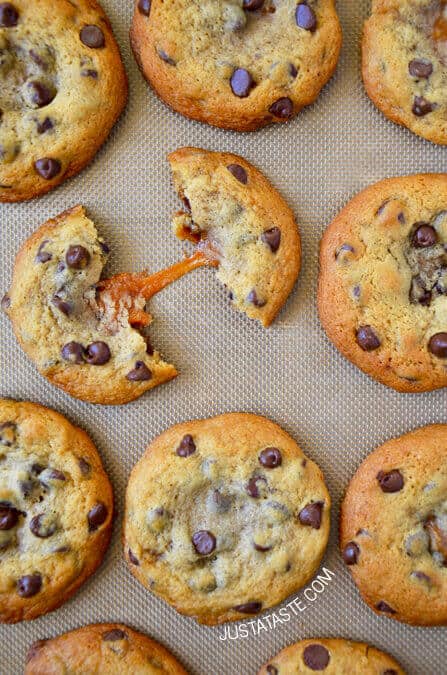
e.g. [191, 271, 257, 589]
[341, 424, 447, 626]
[258, 638, 406, 674]
[0, 0, 127, 202]
[123, 413, 330, 625]
[3, 206, 177, 405]
[25, 623, 187, 675]
[130, 0, 341, 131]
[318, 174, 447, 392]
[169, 148, 301, 326]
[363, 0, 447, 145]
[0, 399, 113, 623]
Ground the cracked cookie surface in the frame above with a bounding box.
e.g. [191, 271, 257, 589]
[130, 0, 341, 131]
[341, 424, 447, 626]
[318, 174, 447, 392]
[0, 399, 113, 623]
[0, 0, 127, 202]
[169, 147, 301, 326]
[25, 623, 187, 675]
[123, 413, 330, 625]
[3, 206, 177, 405]
[363, 0, 447, 145]
[258, 638, 406, 674]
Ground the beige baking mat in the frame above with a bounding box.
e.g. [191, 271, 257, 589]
[1, 1, 446, 673]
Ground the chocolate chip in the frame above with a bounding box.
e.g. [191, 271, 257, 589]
[230, 68, 254, 97]
[303, 644, 330, 670]
[376, 601, 396, 614]
[254, 542, 272, 552]
[227, 164, 248, 184]
[289, 63, 298, 78]
[158, 49, 176, 66]
[259, 447, 282, 468]
[103, 629, 127, 641]
[0, 3, 18, 27]
[128, 549, 140, 565]
[85, 342, 111, 365]
[27, 82, 55, 108]
[80, 25, 105, 49]
[26, 640, 48, 664]
[296, 3, 317, 31]
[266, 667, 278, 675]
[45, 469, 66, 482]
[138, 0, 151, 15]
[377, 470, 404, 493]
[246, 475, 267, 498]
[356, 325, 381, 351]
[0, 504, 19, 530]
[79, 458, 91, 476]
[51, 295, 72, 316]
[383, 671, 398, 675]
[409, 59, 433, 79]
[31, 464, 44, 475]
[342, 541, 360, 565]
[192, 530, 216, 555]
[412, 223, 437, 248]
[247, 289, 266, 307]
[99, 241, 110, 254]
[36, 240, 52, 263]
[212, 489, 232, 512]
[1, 294, 10, 311]
[66, 245, 90, 269]
[29, 514, 56, 538]
[268, 97, 293, 118]
[126, 361, 152, 381]
[17, 574, 42, 598]
[176, 434, 196, 457]
[0, 422, 16, 446]
[243, 0, 264, 9]
[299, 501, 323, 529]
[145, 337, 154, 355]
[261, 227, 281, 253]
[409, 277, 431, 306]
[81, 69, 98, 78]
[87, 502, 108, 531]
[233, 601, 262, 614]
[335, 243, 354, 258]
[34, 158, 61, 180]
[61, 341, 85, 364]
[412, 96, 433, 116]
[428, 332, 447, 357]
[37, 117, 53, 134]
[412, 571, 431, 583]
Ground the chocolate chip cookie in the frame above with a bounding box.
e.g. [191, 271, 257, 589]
[259, 638, 406, 674]
[25, 623, 187, 674]
[318, 174, 447, 392]
[341, 424, 447, 626]
[3, 206, 178, 405]
[0, 399, 113, 623]
[169, 148, 301, 326]
[123, 413, 330, 625]
[0, 0, 127, 202]
[130, 0, 341, 131]
[363, 0, 447, 145]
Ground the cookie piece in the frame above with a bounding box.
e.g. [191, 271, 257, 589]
[0, 399, 113, 623]
[363, 0, 447, 145]
[25, 623, 187, 674]
[259, 638, 406, 674]
[341, 425, 447, 626]
[318, 174, 447, 392]
[0, 0, 127, 202]
[130, 0, 341, 131]
[123, 412, 330, 625]
[3, 206, 178, 405]
[169, 148, 301, 326]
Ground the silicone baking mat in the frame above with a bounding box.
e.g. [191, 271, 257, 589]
[1, 1, 446, 673]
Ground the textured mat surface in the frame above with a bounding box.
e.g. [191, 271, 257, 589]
[1, 2, 446, 673]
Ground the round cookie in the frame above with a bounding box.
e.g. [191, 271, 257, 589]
[0, 0, 127, 202]
[3, 205, 178, 405]
[25, 623, 187, 674]
[0, 399, 113, 623]
[318, 174, 447, 392]
[363, 0, 447, 145]
[258, 638, 406, 674]
[341, 425, 447, 626]
[130, 0, 342, 131]
[169, 147, 301, 326]
[123, 412, 330, 625]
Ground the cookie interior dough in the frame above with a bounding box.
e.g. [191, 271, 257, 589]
[363, 0, 447, 145]
[0, 0, 128, 201]
[318, 174, 447, 392]
[0, 399, 113, 623]
[123, 413, 330, 625]
[130, 0, 342, 130]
